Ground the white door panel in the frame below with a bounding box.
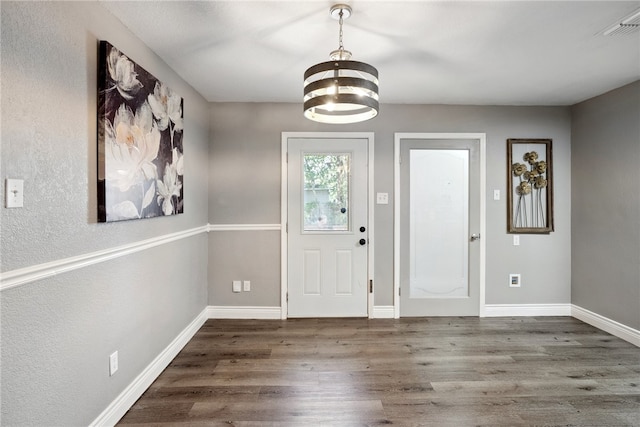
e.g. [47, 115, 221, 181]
[287, 137, 369, 318]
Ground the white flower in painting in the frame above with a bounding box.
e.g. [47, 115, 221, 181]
[148, 82, 183, 131]
[156, 152, 183, 215]
[107, 201, 140, 221]
[172, 147, 184, 176]
[105, 102, 160, 192]
[107, 47, 143, 100]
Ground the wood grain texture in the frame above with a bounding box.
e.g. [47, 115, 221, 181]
[118, 317, 640, 426]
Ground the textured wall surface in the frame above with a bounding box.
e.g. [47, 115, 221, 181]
[1, 2, 210, 425]
[571, 81, 640, 330]
[208, 230, 281, 306]
[8, 1, 633, 424]
[209, 102, 572, 307]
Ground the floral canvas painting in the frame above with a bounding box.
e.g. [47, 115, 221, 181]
[97, 41, 184, 222]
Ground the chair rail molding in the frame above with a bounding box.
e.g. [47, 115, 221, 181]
[0, 226, 208, 292]
[1, 223, 284, 292]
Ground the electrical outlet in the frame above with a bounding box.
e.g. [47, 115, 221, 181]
[243, 280, 251, 292]
[109, 351, 118, 376]
[513, 235, 520, 246]
[232, 280, 242, 293]
[376, 192, 389, 204]
[509, 274, 521, 288]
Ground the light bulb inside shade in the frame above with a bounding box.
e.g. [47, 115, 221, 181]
[350, 87, 366, 97]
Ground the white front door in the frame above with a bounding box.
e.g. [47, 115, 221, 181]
[286, 136, 369, 318]
[395, 134, 484, 317]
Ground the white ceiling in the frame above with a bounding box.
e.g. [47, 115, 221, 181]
[100, 1, 640, 106]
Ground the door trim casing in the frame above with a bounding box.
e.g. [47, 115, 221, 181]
[393, 133, 487, 318]
[281, 132, 375, 319]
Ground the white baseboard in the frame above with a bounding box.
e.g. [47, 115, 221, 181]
[484, 303, 572, 317]
[372, 306, 395, 318]
[89, 308, 208, 427]
[206, 306, 398, 319]
[572, 304, 640, 347]
[207, 306, 283, 319]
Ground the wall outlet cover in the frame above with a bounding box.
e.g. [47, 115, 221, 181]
[509, 274, 521, 288]
[232, 280, 242, 293]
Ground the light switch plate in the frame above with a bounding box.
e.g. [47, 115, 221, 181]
[232, 280, 242, 293]
[493, 189, 500, 200]
[109, 351, 119, 376]
[6, 179, 24, 208]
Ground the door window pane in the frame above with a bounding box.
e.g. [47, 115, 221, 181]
[410, 149, 469, 298]
[303, 153, 350, 231]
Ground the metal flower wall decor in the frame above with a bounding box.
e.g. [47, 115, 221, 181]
[507, 139, 554, 234]
[97, 41, 184, 222]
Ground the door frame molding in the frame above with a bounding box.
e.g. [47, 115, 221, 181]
[393, 133, 487, 318]
[281, 132, 375, 319]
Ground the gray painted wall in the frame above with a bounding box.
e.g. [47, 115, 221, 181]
[1, 2, 210, 425]
[9, 1, 633, 424]
[571, 81, 640, 330]
[209, 103, 572, 307]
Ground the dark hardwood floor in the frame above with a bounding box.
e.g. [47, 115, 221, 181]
[118, 317, 640, 426]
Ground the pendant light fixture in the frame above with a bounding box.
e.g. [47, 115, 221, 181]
[303, 4, 379, 124]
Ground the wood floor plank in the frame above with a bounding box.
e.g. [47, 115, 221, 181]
[137, 386, 262, 403]
[188, 399, 386, 423]
[118, 317, 640, 426]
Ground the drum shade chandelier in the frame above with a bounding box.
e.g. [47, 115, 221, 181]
[303, 4, 379, 124]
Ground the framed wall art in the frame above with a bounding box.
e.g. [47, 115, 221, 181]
[97, 40, 184, 222]
[507, 138, 553, 234]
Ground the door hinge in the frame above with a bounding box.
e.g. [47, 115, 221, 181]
[399, 287, 401, 297]
[286, 152, 288, 163]
[286, 292, 289, 302]
[369, 279, 373, 293]
[286, 223, 288, 233]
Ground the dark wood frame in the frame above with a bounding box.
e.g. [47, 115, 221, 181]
[507, 138, 554, 234]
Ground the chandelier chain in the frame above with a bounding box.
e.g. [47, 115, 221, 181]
[338, 10, 344, 52]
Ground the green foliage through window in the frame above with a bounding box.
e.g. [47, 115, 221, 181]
[303, 153, 350, 231]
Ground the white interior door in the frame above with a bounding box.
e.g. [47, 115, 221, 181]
[287, 137, 369, 318]
[397, 137, 482, 316]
